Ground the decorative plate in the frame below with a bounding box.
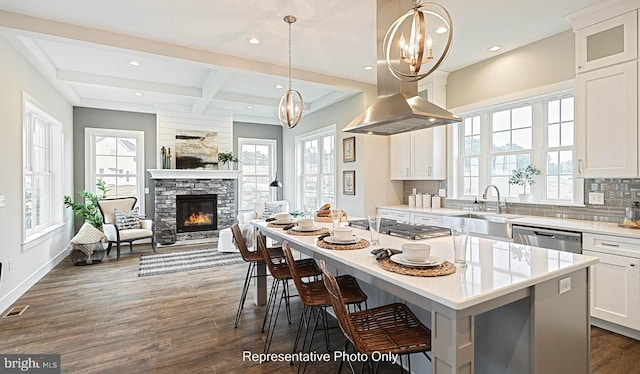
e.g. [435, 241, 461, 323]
[323, 235, 360, 245]
[291, 226, 322, 232]
[390, 254, 445, 268]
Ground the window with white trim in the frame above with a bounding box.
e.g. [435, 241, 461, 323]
[457, 91, 577, 203]
[296, 127, 335, 210]
[85, 128, 145, 213]
[238, 138, 277, 210]
[23, 99, 64, 240]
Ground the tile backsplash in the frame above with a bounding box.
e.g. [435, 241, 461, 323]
[403, 178, 640, 223]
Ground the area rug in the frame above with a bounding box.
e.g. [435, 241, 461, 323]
[138, 248, 244, 277]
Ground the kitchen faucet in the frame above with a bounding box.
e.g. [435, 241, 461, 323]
[482, 184, 506, 214]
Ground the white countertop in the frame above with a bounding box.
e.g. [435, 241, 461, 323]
[254, 220, 598, 310]
[379, 204, 640, 239]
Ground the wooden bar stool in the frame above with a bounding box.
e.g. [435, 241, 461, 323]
[283, 242, 367, 374]
[258, 233, 322, 354]
[231, 223, 284, 328]
[320, 260, 432, 373]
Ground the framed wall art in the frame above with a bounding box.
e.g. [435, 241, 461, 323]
[343, 170, 355, 195]
[343, 136, 356, 162]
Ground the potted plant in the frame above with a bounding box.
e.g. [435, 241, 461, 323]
[509, 164, 541, 202]
[218, 151, 239, 170]
[64, 179, 109, 230]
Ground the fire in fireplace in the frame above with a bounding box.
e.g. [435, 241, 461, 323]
[176, 194, 218, 233]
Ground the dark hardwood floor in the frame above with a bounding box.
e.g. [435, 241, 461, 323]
[1, 244, 639, 373]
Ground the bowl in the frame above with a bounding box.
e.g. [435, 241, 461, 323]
[334, 227, 353, 241]
[298, 218, 314, 229]
[402, 243, 431, 262]
[275, 212, 291, 223]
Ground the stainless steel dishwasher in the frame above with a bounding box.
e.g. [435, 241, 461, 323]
[512, 225, 582, 254]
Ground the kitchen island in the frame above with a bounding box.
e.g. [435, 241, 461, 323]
[252, 220, 598, 373]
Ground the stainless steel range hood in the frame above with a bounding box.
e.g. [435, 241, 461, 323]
[343, 0, 461, 136]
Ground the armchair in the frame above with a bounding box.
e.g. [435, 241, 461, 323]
[97, 197, 157, 260]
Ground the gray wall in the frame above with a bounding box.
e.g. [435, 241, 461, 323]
[447, 30, 575, 109]
[233, 121, 284, 198]
[73, 107, 157, 229]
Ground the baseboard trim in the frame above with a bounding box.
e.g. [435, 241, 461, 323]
[0, 249, 69, 315]
[592, 318, 640, 341]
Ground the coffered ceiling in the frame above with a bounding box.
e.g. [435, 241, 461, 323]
[0, 0, 602, 125]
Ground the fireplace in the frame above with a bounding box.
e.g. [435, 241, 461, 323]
[176, 194, 218, 233]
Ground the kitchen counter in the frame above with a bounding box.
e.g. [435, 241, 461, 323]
[252, 220, 597, 373]
[380, 204, 640, 238]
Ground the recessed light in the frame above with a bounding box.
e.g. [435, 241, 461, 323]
[275, 84, 284, 89]
[134, 92, 143, 96]
[247, 106, 253, 109]
[428, 118, 436, 122]
[435, 26, 448, 34]
[248, 38, 260, 45]
[367, 131, 374, 135]
[488, 45, 502, 52]
[129, 60, 140, 66]
[362, 65, 374, 71]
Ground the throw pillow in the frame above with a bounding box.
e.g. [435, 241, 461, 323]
[262, 201, 287, 218]
[114, 207, 141, 229]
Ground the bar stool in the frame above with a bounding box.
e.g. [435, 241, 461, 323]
[283, 242, 367, 374]
[258, 233, 322, 354]
[320, 260, 432, 374]
[231, 223, 284, 328]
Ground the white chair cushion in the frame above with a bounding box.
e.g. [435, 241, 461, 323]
[118, 228, 153, 241]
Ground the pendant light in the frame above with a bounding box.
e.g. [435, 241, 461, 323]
[383, 1, 453, 82]
[278, 15, 304, 129]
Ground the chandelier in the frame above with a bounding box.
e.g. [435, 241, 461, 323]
[278, 15, 304, 129]
[383, 1, 453, 82]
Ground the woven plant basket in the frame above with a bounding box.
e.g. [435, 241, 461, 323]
[71, 242, 107, 266]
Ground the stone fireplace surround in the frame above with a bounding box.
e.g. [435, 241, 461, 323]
[148, 169, 239, 245]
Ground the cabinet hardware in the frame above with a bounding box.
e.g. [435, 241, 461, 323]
[578, 159, 583, 174]
[601, 242, 620, 247]
[631, 263, 636, 267]
[428, 166, 432, 176]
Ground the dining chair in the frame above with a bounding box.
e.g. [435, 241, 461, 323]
[283, 242, 367, 374]
[258, 232, 322, 354]
[231, 223, 285, 328]
[320, 260, 432, 373]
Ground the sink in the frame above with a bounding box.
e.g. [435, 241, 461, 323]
[442, 213, 520, 240]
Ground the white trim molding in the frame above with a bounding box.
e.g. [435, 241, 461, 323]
[147, 169, 241, 179]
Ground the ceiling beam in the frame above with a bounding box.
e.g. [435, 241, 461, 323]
[56, 70, 201, 97]
[192, 69, 229, 115]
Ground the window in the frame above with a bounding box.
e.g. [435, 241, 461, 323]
[456, 91, 577, 203]
[23, 99, 63, 240]
[238, 138, 277, 210]
[296, 127, 336, 210]
[85, 128, 145, 213]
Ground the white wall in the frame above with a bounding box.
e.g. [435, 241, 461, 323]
[156, 111, 234, 168]
[0, 35, 74, 314]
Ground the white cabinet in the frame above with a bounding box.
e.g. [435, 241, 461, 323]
[583, 233, 640, 330]
[575, 11, 637, 73]
[410, 212, 443, 226]
[575, 61, 638, 177]
[378, 208, 409, 222]
[389, 127, 446, 180]
[573, 8, 640, 178]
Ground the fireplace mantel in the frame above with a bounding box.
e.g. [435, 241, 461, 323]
[147, 169, 241, 180]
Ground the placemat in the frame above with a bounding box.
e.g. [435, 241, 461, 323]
[376, 258, 456, 277]
[317, 238, 370, 250]
[268, 222, 294, 228]
[286, 227, 330, 236]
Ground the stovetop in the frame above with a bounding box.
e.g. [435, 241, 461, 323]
[348, 218, 451, 240]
